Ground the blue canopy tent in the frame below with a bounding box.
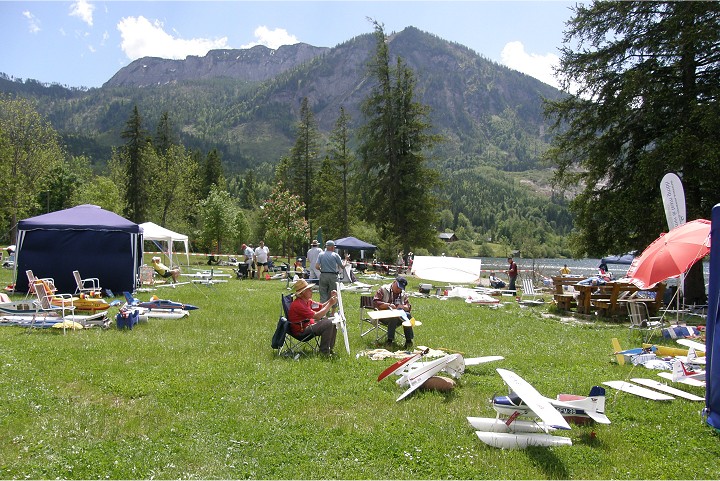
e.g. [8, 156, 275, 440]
[14, 204, 143, 295]
[332, 236, 377, 251]
[705, 205, 720, 430]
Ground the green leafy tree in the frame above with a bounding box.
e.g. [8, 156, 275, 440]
[545, 1, 720, 302]
[71, 176, 123, 213]
[326, 106, 354, 236]
[0, 95, 64, 242]
[197, 185, 237, 254]
[358, 20, 442, 254]
[149, 144, 200, 227]
[239, 170, 258, 209]
[260, 186, 309, 261]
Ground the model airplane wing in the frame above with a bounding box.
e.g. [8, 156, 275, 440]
[496, 368, 571, 430]
[676, 338, 706, 352]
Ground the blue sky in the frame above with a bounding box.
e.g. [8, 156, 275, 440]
[1, 1, 579, 89]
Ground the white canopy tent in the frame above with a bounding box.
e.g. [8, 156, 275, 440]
[139, 222, 190, 266]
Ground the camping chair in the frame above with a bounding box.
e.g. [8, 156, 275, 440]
[138, 265, 155, 288]
[520, 278, 544, 304]
[627, 300, 664, 343]
[274, 293, 320, 359]
[25, 270, 56, 298]
[73, 270, 102, 297]
[33, 280, 78, 333]
[359, 295, 404, 345]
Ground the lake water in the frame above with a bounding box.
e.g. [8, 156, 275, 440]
[477, 257, 709, 282]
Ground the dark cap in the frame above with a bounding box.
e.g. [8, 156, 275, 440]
[395, 276, 408, 290]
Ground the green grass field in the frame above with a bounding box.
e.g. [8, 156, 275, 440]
[0, 265, 718, 479]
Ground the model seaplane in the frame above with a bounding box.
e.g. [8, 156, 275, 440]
[377, 349, 504, 402]
[467, 368, 610, 449]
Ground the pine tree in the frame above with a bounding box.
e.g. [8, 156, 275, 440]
[358, 21, 442, 254]
[287, 98, 321, 224]
[120, 105, 150, 222]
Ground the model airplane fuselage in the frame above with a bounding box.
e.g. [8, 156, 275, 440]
[492, 385, 611, 425]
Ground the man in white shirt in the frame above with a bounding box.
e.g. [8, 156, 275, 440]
[306, 239, 323, 280]
[254, 240, 269, 279]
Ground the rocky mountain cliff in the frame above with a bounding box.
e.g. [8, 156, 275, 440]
[104, 43, 329, 88]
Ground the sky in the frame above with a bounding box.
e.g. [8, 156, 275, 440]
[1, 1, 579, 90]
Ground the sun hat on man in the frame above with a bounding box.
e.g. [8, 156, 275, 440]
[292, 278, 314, 297]
[311, 239, 319, 246]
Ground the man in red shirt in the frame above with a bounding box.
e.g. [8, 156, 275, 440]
[507, 257, 518, 293]
[288, 278, 338, 355]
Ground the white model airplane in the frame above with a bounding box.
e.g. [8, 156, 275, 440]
[183, 269, 231, 285]
[468, 368, 610, 449]
[377, 350, 503, 402]
[331, 282, 351, 355]
[658, 359, 706, 387]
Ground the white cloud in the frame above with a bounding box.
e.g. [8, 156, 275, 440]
[22, 11, 41, 34]
[69, 0, 94, 27]
[117, 16, 229, 60]
[241, 26, 299, 49]
[500, 41, 560, 89]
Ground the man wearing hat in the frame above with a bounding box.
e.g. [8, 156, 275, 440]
[288, 278, 338, 355]
[306, 239, 323, 281]
[372, 276, 414, 350]
[315, 240, 344, 303]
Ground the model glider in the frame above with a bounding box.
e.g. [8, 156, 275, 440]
[332, 282, 351, 355]
[468, 368, 610, 449]
[657, 359, 706, 387]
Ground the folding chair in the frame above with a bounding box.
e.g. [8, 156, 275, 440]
[33, 280, 78, 333]
[73, 270, 102, 297]
[275, 293, 320, 359]
[627, 301, 664, 343]
[25, 270, 56, 298]
[138, 265, 155, 288]
[520, 277, 545, 304]
[359, 295, 404, 344]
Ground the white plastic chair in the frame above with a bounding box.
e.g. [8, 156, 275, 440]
[73, 270, 102, 296]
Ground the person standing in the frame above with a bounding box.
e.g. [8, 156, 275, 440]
[255, 240, 269, 279]
[507, 257, 518, 293]
[560, 264, 571, 275]
[316, 240, 343, 303]
[306, 239, 323, 280]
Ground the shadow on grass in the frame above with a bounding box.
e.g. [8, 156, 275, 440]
[526, 445, 569, 479]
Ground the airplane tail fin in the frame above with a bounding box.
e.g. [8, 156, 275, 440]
[672, 359, 689, 381]
[123, 291, 135, 304]
[586, 386, 609, 423]
[612, 338, 625, 365]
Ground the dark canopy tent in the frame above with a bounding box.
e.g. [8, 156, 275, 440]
[332, 236, 377, 251]
[14, 204, 142, 294]
[704, 204, 720, 430]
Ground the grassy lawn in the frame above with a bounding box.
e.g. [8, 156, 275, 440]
[0, 265, 718, 479]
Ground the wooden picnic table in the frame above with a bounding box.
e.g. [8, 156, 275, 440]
[552, 276, 665, 317]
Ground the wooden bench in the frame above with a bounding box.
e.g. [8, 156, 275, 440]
[551, 275, 584, 311]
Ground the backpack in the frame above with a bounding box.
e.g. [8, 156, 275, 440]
[271, 316, 289, 349]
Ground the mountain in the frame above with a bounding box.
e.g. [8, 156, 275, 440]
[0, 26, 564, 175]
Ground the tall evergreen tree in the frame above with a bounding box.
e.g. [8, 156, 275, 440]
[201, 148, 225, 198]
[358, 21, 442, 254]
[327, 106, 354, 236]
[120, 105, 150, 222]
[545, 1, 720, 302]
[154, 111, 177, 157]
[287, 97, 321, 224]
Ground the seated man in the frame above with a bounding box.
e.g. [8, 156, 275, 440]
[488, 272, 506, 289]
[151, 256, 181, 283]
[373, 275, 414, 350]
[288, 278, 338, 355]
